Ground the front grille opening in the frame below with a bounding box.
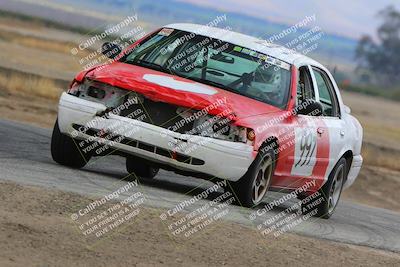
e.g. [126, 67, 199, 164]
[157, 147, 171, 158]
[175, 153, 190, 163]
[120, 138, 137, 147]
[191, 158, 205, 166]
[72, 124, 205, 166]
[87, 86, 106, 99]
[119, 93, 195, 134]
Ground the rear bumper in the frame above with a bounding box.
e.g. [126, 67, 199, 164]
[343, 154, 363, 189]
[57, 93, 254, 181]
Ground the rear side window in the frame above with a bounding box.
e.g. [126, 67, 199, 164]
[312, 68, 340, 117]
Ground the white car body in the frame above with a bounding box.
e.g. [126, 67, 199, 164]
[55, 23, 363, 197]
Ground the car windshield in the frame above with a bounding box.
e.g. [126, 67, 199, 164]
[122, 28, 292, 109]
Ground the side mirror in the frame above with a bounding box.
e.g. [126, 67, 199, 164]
[344, 105, 351, 114]
[101, 42, 122, 60]
[295, 100, 323, 116]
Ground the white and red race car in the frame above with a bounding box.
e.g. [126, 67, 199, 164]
[51, 24, 363, 218]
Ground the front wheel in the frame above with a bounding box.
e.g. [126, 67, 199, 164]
[302, 158, 347, 219]
[230, 147, 275, 207]
[51, 119, 90, 168]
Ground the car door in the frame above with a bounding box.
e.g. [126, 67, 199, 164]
[272, 65, 329, 190]
[309, 66, 347, 182]
[290, 66, 330, 187]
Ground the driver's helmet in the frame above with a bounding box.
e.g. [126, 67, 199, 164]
[252, 64, 282, 93]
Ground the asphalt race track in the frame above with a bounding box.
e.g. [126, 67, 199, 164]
[0, 119, 399, 252]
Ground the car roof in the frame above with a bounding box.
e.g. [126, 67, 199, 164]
[165, 23, 324, 68]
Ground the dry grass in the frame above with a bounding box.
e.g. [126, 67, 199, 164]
[0, 30, 95, 56]
[0, 71, 63, 100]
[342, 91, 400, 151]
[0, 31, 69, 54]
[0, 35, 82, 79]
[362, 143, 400, 171]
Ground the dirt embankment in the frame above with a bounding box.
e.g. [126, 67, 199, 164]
[1, 181, 399, 267]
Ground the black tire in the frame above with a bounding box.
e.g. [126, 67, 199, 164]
[126, 156, 159, 179]
[302, 158, 347, 219]
[230, 146, 276, 207]
[51, 119, 90, 168]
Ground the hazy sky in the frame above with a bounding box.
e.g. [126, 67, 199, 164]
[178, 0, 400, 39]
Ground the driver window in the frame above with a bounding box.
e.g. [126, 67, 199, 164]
[311, 68, 340, 117]
[297, 66, 315, 105]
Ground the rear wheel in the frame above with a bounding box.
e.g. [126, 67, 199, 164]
[302, 158, 347, 219]
[126, 156, 159, 179]
[230, 147, 275, 207]
[51, 119, 90, 168]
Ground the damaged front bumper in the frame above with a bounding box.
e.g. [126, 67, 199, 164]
[57, 93, 254, 181]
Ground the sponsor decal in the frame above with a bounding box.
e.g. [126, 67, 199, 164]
[159, 28, 174, 36]
[233, 46, 243, 52]
[234, 46, 291, 70]
[242, 48, 251, 54]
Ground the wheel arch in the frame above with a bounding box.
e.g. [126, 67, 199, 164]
[340, 150, 353, 179]
[258, 136, 280, 162]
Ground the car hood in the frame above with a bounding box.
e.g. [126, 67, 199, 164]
[85, 62, 283, 120]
